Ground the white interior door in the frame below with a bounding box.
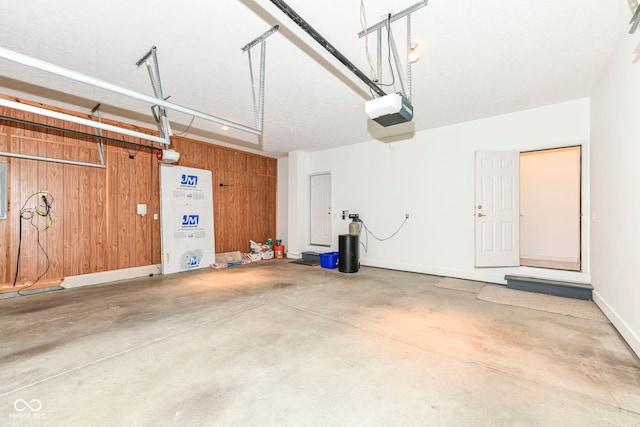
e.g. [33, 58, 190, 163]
[310, 173, 331, 246]
[475, 151, 519, 267]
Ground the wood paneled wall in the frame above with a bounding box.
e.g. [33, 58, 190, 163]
[0, 95, 277, 288]
[170, 136, 277, 254]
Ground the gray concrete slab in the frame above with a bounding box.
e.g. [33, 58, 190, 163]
[1, 261, 639, 425]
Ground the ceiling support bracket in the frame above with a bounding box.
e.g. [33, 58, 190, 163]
[242, 25, 279, 133]
[90, 103, 106, 167]
[136, 46, 172, 148]
[358, 0, 428, 101]
[630, 4, 640, 34]
[357, 1, 428, 37]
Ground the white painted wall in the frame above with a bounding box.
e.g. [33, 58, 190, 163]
[287, 151, 309, 258]
[520, 147, 581, 263]
[288, 99, 590, 284]
[590, 30, 640, 357]
[277, 157, 289, 252]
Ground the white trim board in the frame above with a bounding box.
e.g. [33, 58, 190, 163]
[361, 258, 510, 284]
[360, 258, 592, 286]
[62, 265, 161, 289]
[593, 291, 640, 358]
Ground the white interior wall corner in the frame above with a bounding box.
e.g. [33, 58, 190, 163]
[287, 151, 309, 258]
[277, 157, 289, 251]
[590, 30, 640, 358]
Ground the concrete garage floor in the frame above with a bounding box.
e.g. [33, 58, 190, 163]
[1, 261, 639, 426]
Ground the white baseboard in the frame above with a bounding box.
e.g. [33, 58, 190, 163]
[360, 258, 509, 284]
[62, 265, 162, 289]
[592, 291, 640, 358]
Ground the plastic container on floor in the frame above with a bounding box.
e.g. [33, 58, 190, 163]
[339, 234, 359, 273]
[319, 251, 339, 269]
[274, 245, 285, 259]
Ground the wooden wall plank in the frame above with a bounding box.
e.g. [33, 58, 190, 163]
[117, 150, 131, 269]
[43, 133, 64, 279]
[78, 144, 94, 273]
[62, 121, 81, 277]
[0, 116, 8, 283]
[105, 143, 118, 271]
[13, 139, 40, 283]
[150, 151, 161, 265]
[133, 150, 151, 266]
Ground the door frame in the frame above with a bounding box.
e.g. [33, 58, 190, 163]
[519, 145, 582, 271]
[308, 171, 332, 247]
[514, 140, 590, 277]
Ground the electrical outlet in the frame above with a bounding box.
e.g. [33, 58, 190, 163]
[405, 213, 410, 219]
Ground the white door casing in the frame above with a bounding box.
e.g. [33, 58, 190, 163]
[475, 151, 519, 267]
[310, 173, 331, 246]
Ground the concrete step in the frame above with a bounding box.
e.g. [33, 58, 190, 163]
[504, 275, 592, 301]
[301, 251, 321, 262]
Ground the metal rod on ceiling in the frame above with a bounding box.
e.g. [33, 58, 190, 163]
[0, 46, 262, 136]
[267, 0, 387, 98]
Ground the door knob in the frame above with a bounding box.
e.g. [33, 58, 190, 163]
[477, 213, 487, 218]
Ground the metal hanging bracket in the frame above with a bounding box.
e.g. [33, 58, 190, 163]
[630, 4, 640, 34]
[136, 46, 172, 148]
[242, 25, 279, 133]
[357, 1, 428, 37]
[90, 103, 106, 167]
[358, 0, 428, 101]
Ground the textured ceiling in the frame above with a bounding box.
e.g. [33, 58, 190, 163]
[0, 1, 631, 157]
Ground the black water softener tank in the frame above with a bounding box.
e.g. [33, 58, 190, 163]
[339, 234, 359, 273]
